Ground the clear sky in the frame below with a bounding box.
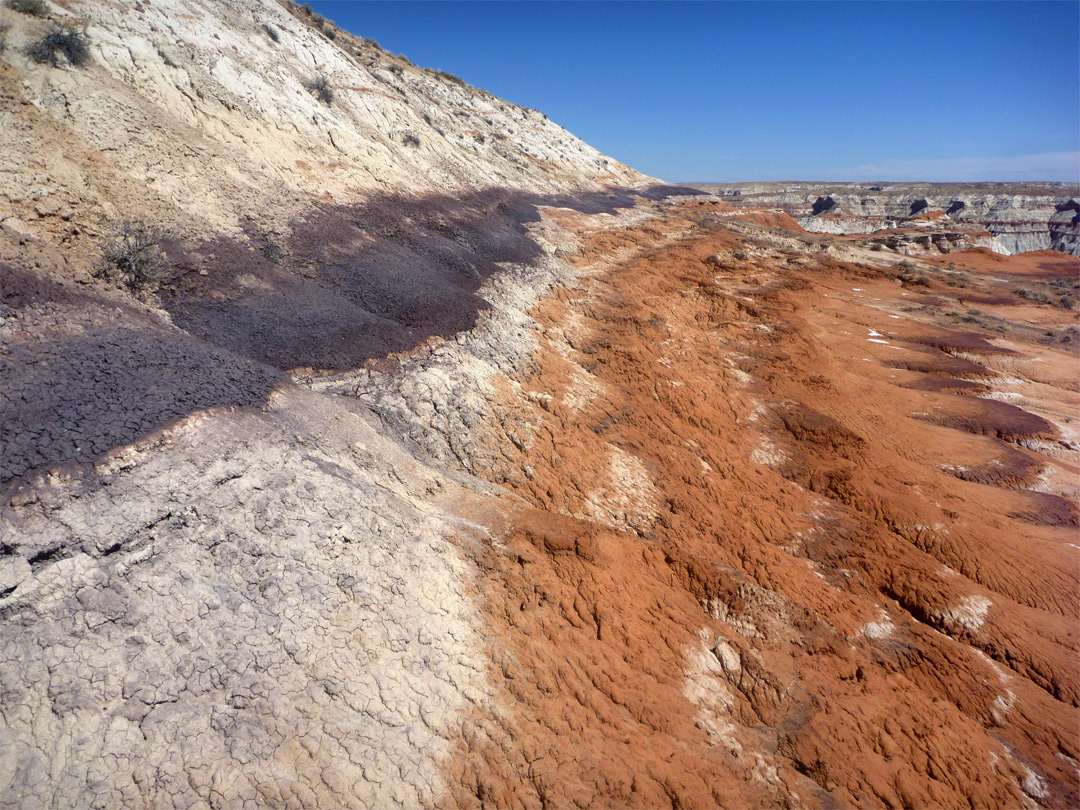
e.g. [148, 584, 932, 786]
[309, 1, 1080, 183]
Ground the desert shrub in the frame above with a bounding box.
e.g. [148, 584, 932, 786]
[1017, 288, 1051, 304]
[433, 68, 465, 87]
[896, 259, 916, 272]
[311, 12, 324, 27]
[26, 24, 89, 66]
[5, 0, 46, 16]
[260, 239, 282, 263]
[0, 21, 10, 53]
[261, 22, 279, 42]
[868, 242, 884, 251]
[1057, 293, 1076, 309]
[362, 37, 380, 50]
[401, 132, 420, 147]
[387, 63, 402, 76]
[301, 3, 312, 14]
[94, 220, 169, 297]
[324, 26, 335, 40]
[306, 73, 333, 104]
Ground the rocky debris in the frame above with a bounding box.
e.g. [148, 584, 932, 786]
[1, 191, 1077, 808]
[863, 228, 995, 255]
[690, 182, 1080, 256]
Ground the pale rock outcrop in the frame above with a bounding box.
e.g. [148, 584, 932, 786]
[691, 182, 1080, 255]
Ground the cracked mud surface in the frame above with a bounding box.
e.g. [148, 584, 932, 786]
[1, 194, 1077, 809]
[1, 387, 493, 809]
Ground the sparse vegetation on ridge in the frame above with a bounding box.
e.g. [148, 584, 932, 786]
[5, 0, 46, 17]
[26, 23, 90, 67]
[432, 68, 466, 87]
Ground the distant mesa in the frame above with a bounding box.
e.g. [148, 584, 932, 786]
[686, 182, 1080, 256]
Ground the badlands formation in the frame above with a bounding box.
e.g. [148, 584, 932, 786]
[693, 182, 1080, 257]
[1, 1, 1078, 808]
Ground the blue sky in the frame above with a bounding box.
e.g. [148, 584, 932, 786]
[309, 1, 1080, 183]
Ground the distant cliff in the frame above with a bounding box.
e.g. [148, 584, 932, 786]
[689, 182, 1080, 255]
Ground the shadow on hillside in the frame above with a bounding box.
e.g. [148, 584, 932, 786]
[0, 263, 285, 488]
[0, 185, 696, 489]
[161, 184, 698, 371]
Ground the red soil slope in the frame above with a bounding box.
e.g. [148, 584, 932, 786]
[442, 201, 1079, 808]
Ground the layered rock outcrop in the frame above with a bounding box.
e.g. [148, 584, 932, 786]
[692, 182, 1080, 255]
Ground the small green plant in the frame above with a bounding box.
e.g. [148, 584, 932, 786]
[26, 23, 90, 66]
[896, 259, 916, 272]
[94, 220, 169, 298]
[5, 0, 46, 17]
[306, 73, 333, 104]
[261, 22, 279, 43]
[868, 242, 884, 251]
